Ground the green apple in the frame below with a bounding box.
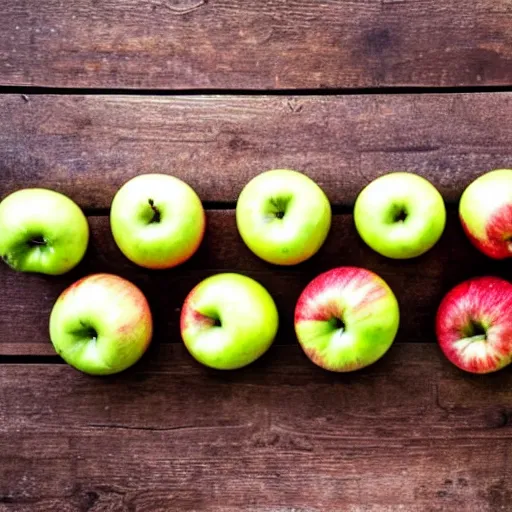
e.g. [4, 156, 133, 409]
[459, 169, 512, 259]
[180, 273, 279, 370]
[354, 172, 446, 259]
[294, 266, 400, 372]
[50, 273, 153, 375]
[110, 174, 206, 269]
[236, 169, 332, 265]
[0, 188, 89, 275]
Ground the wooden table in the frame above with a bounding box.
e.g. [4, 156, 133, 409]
[1, 2, 512, 511]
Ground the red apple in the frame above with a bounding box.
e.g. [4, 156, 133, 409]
[436, 276, 512, 374]
[294, 267, 400, 372]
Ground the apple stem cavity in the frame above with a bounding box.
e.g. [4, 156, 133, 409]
[463, 319, 487, 342]
[268, 196, 290, 220]
[329, 316, 346, 334]
[392, 206, 408, 223]
[147, 199, 161, 224]
[72, 322, 99, 343]
[205, 312, 222, 327]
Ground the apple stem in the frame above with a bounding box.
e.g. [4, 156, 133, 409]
[28, 235, 46, 247]
[147, 199, 161, 224]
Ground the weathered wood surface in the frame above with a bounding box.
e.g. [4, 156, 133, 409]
[1, 344, 512, 511]
[2, 94, 512, 209]
[1, 1, 512, 89]
[0, 212, 509, 356]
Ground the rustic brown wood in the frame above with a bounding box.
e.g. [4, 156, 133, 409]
[2, 94, 512, 208]
[1, 344, 512, 511]
[0, 212, 509, 356]
[2, 1, 512, 89]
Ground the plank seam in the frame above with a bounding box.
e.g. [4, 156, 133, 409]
[84, 204, 459, 217]
[2, 85, 512, 97]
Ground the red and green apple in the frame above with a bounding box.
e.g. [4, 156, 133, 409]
[50, 273, 153, 375]
[180, 273, 279, 370]
[459, 169, 512, 259]
[294, 266, 400, 372]
[436, 276, 512, 374]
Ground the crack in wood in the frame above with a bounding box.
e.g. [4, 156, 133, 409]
[153, 0, 208, 14]
[87, 422, 243, 432]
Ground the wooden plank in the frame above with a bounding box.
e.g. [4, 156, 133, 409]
[1, 94, 512, 208]
[1, 344, 512, 511]
[0, 212, 509, 356]
[1, 1, 512, 89]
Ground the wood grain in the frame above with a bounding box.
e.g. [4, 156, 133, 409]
[0, 212, 509, 356]
[1, 1, 512, 89]
[1, 344, 512, 511]
[1, 94, 512, 208]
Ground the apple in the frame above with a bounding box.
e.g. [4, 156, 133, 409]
[180, 273, 279, 369]
[354, 172, 446, 259]
[436, 276, 512, 374]
[0, 188, 89, 275]
[236, 169, 332, 265]
[294, 266, 400, 372]
[110, 174, 206, 269]
[50, 273, 153, 375]
[459, 169, 512, 259]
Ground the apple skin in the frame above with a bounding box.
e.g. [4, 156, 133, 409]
[294, 267, 400, 372]
[110, 174, 206, 269]
[0, 188, 89, 275]
[50, 273, 153, 375]
[459, 169, 512, 260]
[354, 172, 446, 259]
[436, 276, 512, 374]
[180, 273, 279, 370]
[236, 169, 332, 265]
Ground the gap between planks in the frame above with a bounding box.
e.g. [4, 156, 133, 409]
[3, 85, 512, 97]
